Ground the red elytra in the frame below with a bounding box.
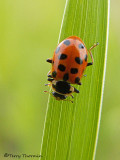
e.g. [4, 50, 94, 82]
[48, 36, 90, 84]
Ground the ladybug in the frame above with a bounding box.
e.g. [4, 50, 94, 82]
[45, 36, 98, 102]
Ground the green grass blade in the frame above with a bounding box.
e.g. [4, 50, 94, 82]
[40, 0, 110, 159]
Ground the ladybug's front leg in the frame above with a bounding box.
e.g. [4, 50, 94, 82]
[87, 42, 99, 66]
[46, 58, 53, 63]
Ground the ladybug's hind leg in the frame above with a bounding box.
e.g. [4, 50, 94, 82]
[46, 58, 53, 63]
[87, 42, 99, 66]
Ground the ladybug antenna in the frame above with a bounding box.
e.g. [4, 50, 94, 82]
[88, 42, 99, 65]
[89, 42, 99, 51]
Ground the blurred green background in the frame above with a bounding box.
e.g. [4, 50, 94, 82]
[0, 0, 119, 160]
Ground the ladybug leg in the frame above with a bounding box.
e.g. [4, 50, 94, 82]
[75, 77, 82, 85]
[47, 78, 54, 82]
[46, 58, 53, 63]
[48, 75, 52, 78]
[44, 91, 55, 98]
[74, 87, 80, 93]
[87, 62, 93, 66]
[47, 70, 53, 79]
[47, 70, 52, 77]
[87, 42, 99, 66]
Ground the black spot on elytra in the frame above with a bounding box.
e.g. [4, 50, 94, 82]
[70, 68, 78, 74]
[63, 40, 70, 46]
[84, 54, 87, 61]
[63, 73, 69, 81]
[55, 46, 60, 54]
[58, 64, 66, 72]
[75, 77, 80, 83]
[52, 71, 57, 78]
[58, 54, 67, 60]
[78, 43, 85, 49]
[75, 57, 83, 64]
